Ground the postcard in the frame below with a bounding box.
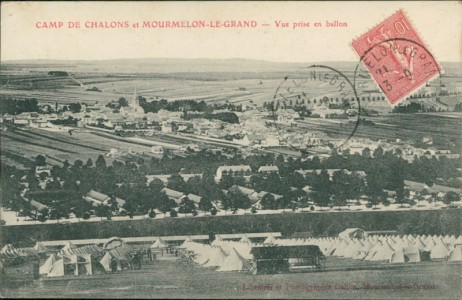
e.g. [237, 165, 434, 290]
[0, 1, 461, 299]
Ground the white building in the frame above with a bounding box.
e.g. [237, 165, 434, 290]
[215, 165, 252, 182]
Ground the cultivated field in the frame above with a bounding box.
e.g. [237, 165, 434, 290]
[2, 258, 461, 299]
[1, 60, 460, 108]
[0, 127, 181, 169]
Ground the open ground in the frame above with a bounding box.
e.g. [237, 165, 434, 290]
[1, 258, 461, 299]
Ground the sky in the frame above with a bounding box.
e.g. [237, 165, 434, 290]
[1, 1, 461, 62]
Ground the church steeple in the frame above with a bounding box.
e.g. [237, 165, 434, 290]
[133, 87, 139, 106]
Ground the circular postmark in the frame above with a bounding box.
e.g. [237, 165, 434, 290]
[353, 37, 443, 110]
[271, 65, 360, 155]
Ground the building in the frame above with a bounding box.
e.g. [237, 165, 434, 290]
[84, 190, 125, 207]
[215, 165, 252, 182]
[120, 89, 145, 116]
[146, 173, 203, 185]
[35, 166, 52, 177]
[257, 165, 279, 174]
[161, 188, 185, 204]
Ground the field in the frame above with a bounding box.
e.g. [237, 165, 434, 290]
[0, 127, 196, 169]
[1, 60, 461, 108]
[2, 258, 461, 299]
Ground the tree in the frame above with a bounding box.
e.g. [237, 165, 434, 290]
[86, 158, 93, 168]
[39, 172, 48, 181]
[288, 172, 306, 189]
[395, 187, 408, 205]
[167, 174, 189, 193]
[95, 155, 107, 171]
[46, 178, 62, 190]
[107, 195, 118, 212]
[82, 212, 91, 220]
[260, 193, 276, 210]
[170, 209, 178, 217]
[178, 197, 196, 215]
[210, 207, 218, 215]
[186, 176, 203, 195]
[69, 102, 82, 113]
[362, 147, 371, 159]
[158, 192, 176, 216]
[312, 190, 330, 211]
[118, 97, 129, 107]
[96, 203, 109, 220]
[38, 207, 49, 222]
[331, 171, 354, 209]
[73, 159, 84, 169]
[35, 155, 46, 166]
[148, 209, 157, 218]
[219, 174, 235, 190]
[228, 191, 251, 211]
[373, 146, 384, 159]
[262, 173, 287, 194]
[443, 191, 460, 204]
[48, 207, 62, 223]
[199, 197, 213, 212]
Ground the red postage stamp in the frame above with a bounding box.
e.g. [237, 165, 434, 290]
[352, 10, 441, 105]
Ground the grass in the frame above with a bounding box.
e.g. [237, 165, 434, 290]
[1, 257, 461, 299]
[2, 209, 461, 245]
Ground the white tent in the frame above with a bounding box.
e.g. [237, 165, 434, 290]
[193, 245, 212, 265]
[76, 254, 93, 275]
[403, 246, 421, 263]
[1, 244, 19, 258]
[103, 237, 125, 250]
[40, 253, 57, 275]
[332, 239, 349, 257]
[179, 237, 193, 249]
[34, 242, 48, 253]
[100, 252, 113, 272]
[150, 237, 169, 249]
[412, 238, 427, 251]
[343, 240, 364, 258]
[240, 236, 252, 245]
[100, 251, 126, 271]
[430, 243, 450, 260]
[454, 235, 462, 245]
[448, 244, 462, 262]
[368, 240, 395, 262]
[263, 235, 277, 244]
[61, 241, 78, 256]
[217, 248, 251, 272]
[390, 249, 405, 263]
[203, 247, 227, 267]
[211, 236, 223, 246]
[47, 258, 65, 277]
[233, 243, 253, 260]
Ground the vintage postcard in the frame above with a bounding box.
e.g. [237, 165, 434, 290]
[0, 1, 461, 299]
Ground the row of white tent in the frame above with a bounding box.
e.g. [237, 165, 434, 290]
[40, 253, 93, 277]
[0, 242, 48, 259]
[176, 233, 462, 267]
[178, 238, 252, 272]
[40, 240, 133, 277]
[271, 234, 462, 263]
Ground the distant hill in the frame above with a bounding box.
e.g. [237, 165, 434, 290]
[1, 58, 460, 75]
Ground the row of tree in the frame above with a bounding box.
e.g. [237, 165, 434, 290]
[2, 142, 461, 222]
